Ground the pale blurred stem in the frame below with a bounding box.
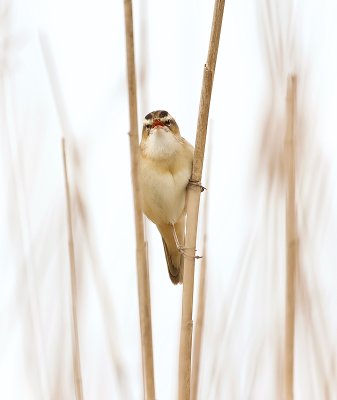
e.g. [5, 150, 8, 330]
[191, 140, 211, 400]
[123, 1, 156, 399]
[62, 138, 84, 400]
[284, 75, 298, 400]
[178, 1, 225, 399]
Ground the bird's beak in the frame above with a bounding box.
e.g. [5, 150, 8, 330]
[152, 119, 165, 129]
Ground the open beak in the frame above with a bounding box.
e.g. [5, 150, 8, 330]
[152, 119, 164, 128]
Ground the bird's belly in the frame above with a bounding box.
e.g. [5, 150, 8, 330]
[140, 166, 190, 225]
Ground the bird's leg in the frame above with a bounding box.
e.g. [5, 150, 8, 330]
[171, 223, 184, 252]
[188, 179, 206, 192]
[170, 223, 202, 260]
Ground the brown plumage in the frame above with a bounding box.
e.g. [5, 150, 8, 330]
[139, 110, 194, 284]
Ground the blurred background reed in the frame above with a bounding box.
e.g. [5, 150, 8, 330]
[1, 0, 337, 398]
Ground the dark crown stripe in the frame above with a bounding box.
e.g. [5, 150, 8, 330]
[159, 110, 168, 118]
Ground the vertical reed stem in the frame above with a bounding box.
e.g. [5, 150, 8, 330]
[178, 2, 225, 399]
[123, 1, 155, 398]
[62, 138, 84, 400]
[284, 74, 298, 400]
[191, 140, 211, 400]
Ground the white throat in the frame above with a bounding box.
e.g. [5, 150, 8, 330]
[143, 127, 181, 160]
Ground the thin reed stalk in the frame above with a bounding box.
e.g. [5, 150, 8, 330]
[191, 137, 212, 400]
[178, 2, 225, 399]
[284, 74, 298, 400]
[62, 138, 84, 400]
[123, 1, 155, 399]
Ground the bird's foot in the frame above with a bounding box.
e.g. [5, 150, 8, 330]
[178, 246, 203, 260]
[188, 179, 206, 192]
[171, 223, 202, 260]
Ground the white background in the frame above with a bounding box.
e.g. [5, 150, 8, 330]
[1, 0, 337, 398]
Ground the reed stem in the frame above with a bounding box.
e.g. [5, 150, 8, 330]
[123, 1, 155, 398]
[284, 74, 298, 400]
[62, 138, 84, 400]
[178, 2, 225, 399]
[191, 138, 211, 400]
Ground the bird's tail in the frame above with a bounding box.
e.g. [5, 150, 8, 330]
[161, 237, 183, 284]
[157, 219, 185, 284]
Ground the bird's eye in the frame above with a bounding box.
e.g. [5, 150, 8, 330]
[165, 120, 171, 126]
[145, 123, 151, 129]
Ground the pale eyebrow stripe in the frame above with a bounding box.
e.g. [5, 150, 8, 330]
[143, 115, 172, 126]
[161, 116, 172, 123]
[143, 118, 153, 125]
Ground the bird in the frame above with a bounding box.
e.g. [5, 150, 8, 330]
[139, 110, 194, 284]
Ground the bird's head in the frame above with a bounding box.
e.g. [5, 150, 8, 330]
[140, 110, 182, 160]
[142, 110, 180, 137]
